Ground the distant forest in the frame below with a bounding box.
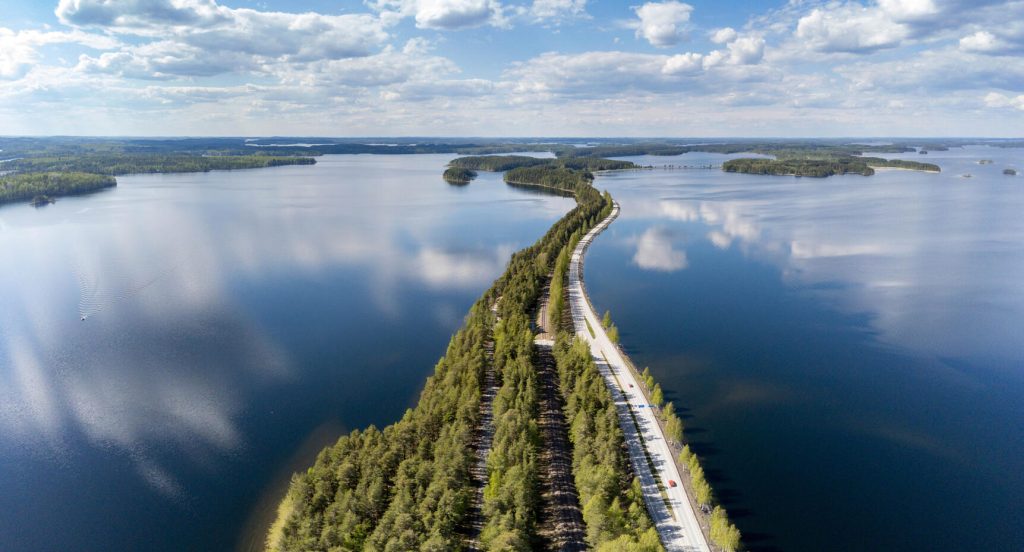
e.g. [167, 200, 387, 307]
[0, 135, 988, 206]
[723, 156, 940, 177]
[447, 155, 637, 195]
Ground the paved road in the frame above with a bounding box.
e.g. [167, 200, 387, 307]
[567, 202, 711, 552]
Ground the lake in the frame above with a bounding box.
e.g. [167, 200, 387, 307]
[3, 147, 1022, 551]
[0, 153, 572, 551]
[585, 146, 1024, 551]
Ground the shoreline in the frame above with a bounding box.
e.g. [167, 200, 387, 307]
[869, 165, 941, 173]
[567, 201, 714, 552]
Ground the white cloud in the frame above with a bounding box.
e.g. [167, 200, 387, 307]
[838, 48, 1024, 93]
[633, 227, 688, 271]
[725, 35, 766, 65]
[0, 27, 119, 80]
[0, 0, 1022, 135]
[710, 27, 737, 44]
[632, 0, 694, 47]
[876, 0, 943, 22]
[77, 40, 253, 79]
[984, 91, 1024, 110]
[796, 5, 909, 53]
[57, 0, 389, 65]
[877, 0, 1008, 33]
[959, 27, 1024, 55]
[531, 0, 587, 20]
[372, 0, 508, 30]
[662, 52, 703, 75]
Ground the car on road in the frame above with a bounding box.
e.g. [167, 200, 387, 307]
[668, 479, 677, 488]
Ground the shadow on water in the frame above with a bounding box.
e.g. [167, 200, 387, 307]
[236, 419, 346, 552]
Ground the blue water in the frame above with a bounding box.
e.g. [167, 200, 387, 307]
[585, 146, 1024, 550]
[0, 154, 573, 551]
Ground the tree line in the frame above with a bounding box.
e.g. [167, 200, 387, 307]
[553, 336, 662, 550]
[443, 167, 478, 183]
[449, 155, 636, 174]
[541, 202, 661, 551]
[581, 306, 741, 550]
[270, 166, 614, 551]
[723, 158, 877, 177]
[5, 153, 315, 176]
[0, 172, 116, 205]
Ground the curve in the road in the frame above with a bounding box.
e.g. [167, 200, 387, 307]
[567, 202, 712, 552]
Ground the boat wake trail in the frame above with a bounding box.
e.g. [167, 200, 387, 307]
[75, 258, 184, 321]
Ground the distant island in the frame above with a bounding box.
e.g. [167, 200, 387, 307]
[13, 137, 1018, 205]
[442, 166, 477, 184]
[447, 154, 637, 194]
[723, 157, 940, 177]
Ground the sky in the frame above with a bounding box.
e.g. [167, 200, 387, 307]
[1, 0, 1023, 136]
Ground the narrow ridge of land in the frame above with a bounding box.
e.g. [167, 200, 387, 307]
[464, 300, 500, 551]
[533, 285, 586, 550]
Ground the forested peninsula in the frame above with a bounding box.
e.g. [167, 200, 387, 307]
[0, 172, 116, 205]
[0, 137, 317, 206]
[447, 155, 637, 195]
[267, 159, 677, 551]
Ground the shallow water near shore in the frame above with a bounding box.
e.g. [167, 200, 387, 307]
[0, 153, 572, 551]
[584, 146, 1024, 551]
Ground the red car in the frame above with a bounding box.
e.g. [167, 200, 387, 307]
[668, 479, 677, 488]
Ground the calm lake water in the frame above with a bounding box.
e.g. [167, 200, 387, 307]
[585, 146, 1024, 551]
[3, 147, 1022, 551]
[0, 153, 571, 551]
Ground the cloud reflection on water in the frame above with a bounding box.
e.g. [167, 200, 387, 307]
[613, 171, 1024, 363]
[0, 159, 551, 500]
[632, 226, 688, 271]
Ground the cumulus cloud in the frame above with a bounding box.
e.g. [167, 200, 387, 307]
[57, 0, 389, 67]
[796, 5, 909, 53]
[710, 27, 737, 44]
[724, 35, 766, 65]
[56, 0, 228, 29]
[503, 45, 777, 101]
[632, 0, 693, 47]
[1, 0, 1022, 135]
[77, 41, 253, 79]
[662, 52, 703, 75]
[959, 28, 1024, 55]
[0, 27, 119, 80]
[371, 0, 507, 30]
[984, 91, 1024, 110]
[792, 0, 1016, 55]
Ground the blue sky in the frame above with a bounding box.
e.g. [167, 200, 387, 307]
[1, 0, 1023, 136]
